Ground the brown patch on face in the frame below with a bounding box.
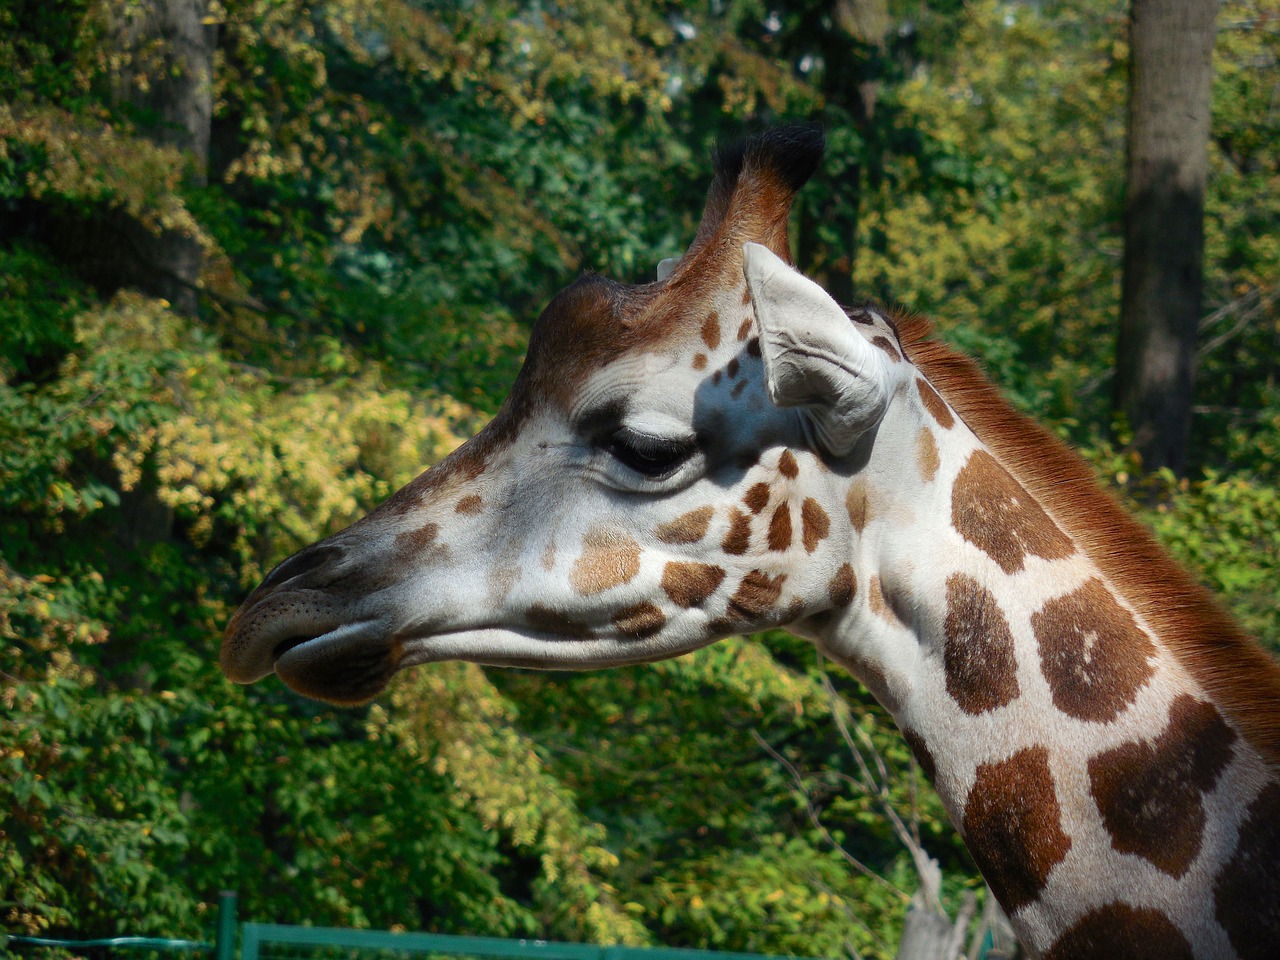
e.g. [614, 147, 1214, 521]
[916, 428, 940, 483]
[828, 564, 856, 606]
[394, 521, 439, 560]
[661, 562, 726, 608]
[916, 377, 955, 429]
[570, 529, 641, 596]
[902, 728, 937, 781]
[963, 746, 1071, 913]
[746, 336, 761, 358]
[1214, 782, 1280, 960]
[1088, 694, 1237, 877]
[944, 573, 1020, 715]
[613, 602, 667, 640]
[951, 450, 1075, 574]
[768, 504, 792, 551]
[871, 335, 902, 362]
[726, 357, 740, 378]
[657, 506, 714, 545]
[846, 478, 873, 533]
[455, 494, 483, 515]
[744, 483, 771, 514]
[801, 498, 830, 553]
[488, 564, 520, 603]
[726, 570, 786, 622]
[526, 604, 592, 639]
[692, 352, 708, 370]
[721, 507, 751, 555]
[778, 450, 799, 478]
[701, 311, 721, 350]
[868, 575, 901, 626]
[737, 316, 752, 340]
[1032, 578, 1156, 722]
[1043, 904, 1194, 960]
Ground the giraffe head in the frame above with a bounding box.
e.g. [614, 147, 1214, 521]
[221, 126, 913, 704]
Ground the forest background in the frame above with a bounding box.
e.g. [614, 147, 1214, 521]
[1, 1, 1277, 958]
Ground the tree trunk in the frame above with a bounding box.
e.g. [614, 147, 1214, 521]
[1114, 0, 1218, 475]
[102, 1, 217, 547]
[104, 0, 218, 317]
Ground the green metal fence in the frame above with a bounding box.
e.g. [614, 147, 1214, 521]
[4, 894, 806, 960]
[239, 925, 789, 960]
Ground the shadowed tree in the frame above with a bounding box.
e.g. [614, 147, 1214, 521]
[1114, 0, 1218, 475]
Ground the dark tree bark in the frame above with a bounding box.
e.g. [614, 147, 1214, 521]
[102, 2, 217, 546]
[104, 0, 218, 317]
[1114, 0, 1218, 475]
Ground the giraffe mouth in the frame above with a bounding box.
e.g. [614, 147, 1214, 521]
[269, 620, 401, 705]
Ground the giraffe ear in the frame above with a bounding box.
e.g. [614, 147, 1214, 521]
[742, 242, 891, 456]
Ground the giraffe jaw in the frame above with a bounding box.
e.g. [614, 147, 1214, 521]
[396, 625, 715, 673]
[227, 609, 713, 705]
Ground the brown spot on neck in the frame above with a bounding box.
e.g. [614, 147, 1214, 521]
[726, 570, 786, 622]
[1213, 782, 1280, 959]
[737, 316, 753, 340]
[721, 507, 752, 555]
[1088, 694, 1236, 878]
[827, 563, 856, 606]
[744, 482, 771, 514]
[916, 427, 939, 483]
[657, 506, 714, 545]
[661, 562, 726, 608]
[901, 727, 937, 782]
[963, 745, 1071, 914]
[845, 478, 873, 533]
[951, 449, 1074, 574]
[800, 498, 829, 553]
[700, 311, 721, 350]
[871, 335, 902, 362]
[455, 494, 483, 515]
[571, 529, 641, 596]
[943, 573, 1019, 715]
[768, 503, 792, 551]
[868, 575, 901, 626]
[916, 377, 954, 429]
[1044, 904, 1194, 960]
[692, 352, 708, 370]
[778, 450, 799, 478]
[1032, 578, 1156, 723]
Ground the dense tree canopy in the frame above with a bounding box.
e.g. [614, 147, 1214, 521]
[1, 1, 1276, 957]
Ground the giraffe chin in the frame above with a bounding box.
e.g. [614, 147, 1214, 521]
[270, 621, 402, 706]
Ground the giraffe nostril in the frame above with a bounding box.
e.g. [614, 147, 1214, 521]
[258, 543, 345, 592]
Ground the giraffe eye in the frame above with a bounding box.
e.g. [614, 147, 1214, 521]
[606, 428, 696, 479]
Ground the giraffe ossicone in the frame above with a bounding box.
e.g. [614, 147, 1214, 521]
[222, 126, 1280, 960]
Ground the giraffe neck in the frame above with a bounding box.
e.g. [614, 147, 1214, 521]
[802, 381, 1279, 959]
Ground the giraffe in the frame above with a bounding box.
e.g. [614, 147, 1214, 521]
[221, 127, 1280, 959]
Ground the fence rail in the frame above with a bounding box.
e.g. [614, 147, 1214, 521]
[3, 895, 810, 960]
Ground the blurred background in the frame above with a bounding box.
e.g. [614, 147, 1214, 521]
[1, 1, 1276, 957]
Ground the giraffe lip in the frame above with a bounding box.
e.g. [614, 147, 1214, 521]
[270, 620, 385, 667]
[271, 633, 322, 661]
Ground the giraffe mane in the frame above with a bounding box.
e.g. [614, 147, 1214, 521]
[896, 313, 1280, 769]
